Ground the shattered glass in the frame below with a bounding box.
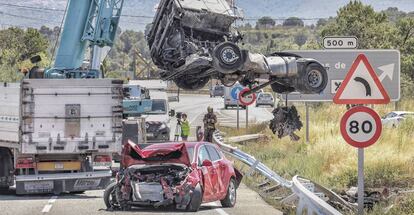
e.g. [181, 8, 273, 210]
[269, 106, 303, 141]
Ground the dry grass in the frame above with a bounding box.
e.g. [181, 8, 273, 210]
[219, 100, 414, 213]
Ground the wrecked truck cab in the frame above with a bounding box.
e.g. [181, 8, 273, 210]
[147, 0, 243, 90]
[147, 0, 328, 95]
[104, 141, 243, 211]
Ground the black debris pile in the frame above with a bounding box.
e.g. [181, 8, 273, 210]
[269, 106, 303, 141]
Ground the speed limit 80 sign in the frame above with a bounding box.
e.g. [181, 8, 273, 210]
[340, 106, 382, 148]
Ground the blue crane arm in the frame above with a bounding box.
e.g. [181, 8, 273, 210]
[45, 0, 124, 79]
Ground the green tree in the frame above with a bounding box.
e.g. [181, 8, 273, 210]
[396, 17, 414, 80]
[320, 1, 394, 49]
[0, 27, 49, 82]
[256, 16, 275, 29]
[282, 17, 304, 27]
[294, 31, 308, 48]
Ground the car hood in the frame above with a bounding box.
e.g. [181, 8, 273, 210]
[122, 140, 191, 167]
[142, 114, 169, 123]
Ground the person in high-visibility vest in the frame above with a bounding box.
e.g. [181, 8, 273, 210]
[180, 113, 190, 141]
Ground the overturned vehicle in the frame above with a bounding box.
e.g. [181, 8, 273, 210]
[104, 141, 242, 211]
[147, 0, 328, 94]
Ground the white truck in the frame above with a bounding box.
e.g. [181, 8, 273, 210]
[128, 80, 172, 142]
[0, 79, 123, 194]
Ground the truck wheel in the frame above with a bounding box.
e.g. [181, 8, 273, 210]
[0, 148, 13, 191]
[213, 42, 244, 74]
[187, 184, 202, 212]
[295, 62, 327, 94]
[221, 178, 237, 208]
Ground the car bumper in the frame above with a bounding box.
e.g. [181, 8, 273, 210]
[257, 100, 274, 105]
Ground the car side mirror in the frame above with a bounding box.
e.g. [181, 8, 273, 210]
[169, 109, 175, 117]
[202, 159, 213, 167]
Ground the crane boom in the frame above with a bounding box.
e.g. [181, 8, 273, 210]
[44, 0, 124, 79]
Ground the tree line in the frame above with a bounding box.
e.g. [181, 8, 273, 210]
[0, 1, 413, 96]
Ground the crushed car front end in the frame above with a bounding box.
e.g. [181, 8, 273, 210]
[108, 141, 201, 210]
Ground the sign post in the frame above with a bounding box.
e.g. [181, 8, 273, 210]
[339, 106, 382, 214]
[357, 148, 364, 215]
[246, 106, 248, 133]
[335, 53, 390, 215]
[239, 88, 256, 132]
[231, 86, 244, 130]
[305, 102, 310, 143]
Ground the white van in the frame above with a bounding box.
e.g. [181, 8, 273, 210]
[142, 90, 171, 142]
[223, 83, 247, 109]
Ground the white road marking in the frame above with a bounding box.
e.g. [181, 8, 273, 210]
[41, 196, 58, 213]
[205, 202, 230, 215]
[48, 196, 58, 204]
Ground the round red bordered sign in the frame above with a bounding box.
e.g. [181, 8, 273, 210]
[340, 106, 382, 148]
[239, 88, 256, 106]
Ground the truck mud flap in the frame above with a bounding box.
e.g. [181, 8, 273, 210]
[15, 171, 112, 195]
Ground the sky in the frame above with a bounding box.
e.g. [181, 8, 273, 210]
[0, 0, 413, 31]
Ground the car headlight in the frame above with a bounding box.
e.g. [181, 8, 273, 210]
[159, 123, 167, 130]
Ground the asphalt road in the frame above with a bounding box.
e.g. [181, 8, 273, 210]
[169, 94, 274, 138]
[0, 94, 282, 215]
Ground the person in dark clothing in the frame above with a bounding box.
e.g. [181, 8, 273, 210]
[203, 106, 217, 142]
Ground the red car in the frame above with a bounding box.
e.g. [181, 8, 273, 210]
[104, 140, 243, 212]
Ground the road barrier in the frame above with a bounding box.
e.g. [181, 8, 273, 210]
[212, 131, 354, 215]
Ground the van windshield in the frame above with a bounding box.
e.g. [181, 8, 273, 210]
[146, 100, 167, 114]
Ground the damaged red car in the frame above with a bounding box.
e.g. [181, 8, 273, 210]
[104, 140, 243, 211]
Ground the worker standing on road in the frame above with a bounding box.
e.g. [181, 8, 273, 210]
[203, 106, 217, 142]
[180, 113, 190, 141]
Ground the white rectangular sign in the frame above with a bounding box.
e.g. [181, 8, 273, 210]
[323, 36, 358, 49]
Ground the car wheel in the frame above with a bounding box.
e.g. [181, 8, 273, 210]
[187, 184, 203, 212]
[221, 178, 237, 208]
[104, 182, 119, 209]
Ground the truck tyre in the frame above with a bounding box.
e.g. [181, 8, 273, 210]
[213, 42, 244, 74]
[221, 178, 237, 208]
[295, 62, 327, 94]
[187, 184, 202, 212]
[0, 148, 13, 190]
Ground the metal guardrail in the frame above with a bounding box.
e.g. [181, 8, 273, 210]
[212, 130, 347, 215]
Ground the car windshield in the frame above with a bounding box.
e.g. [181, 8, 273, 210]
[260, 94, 272, 98]
[215, 86, 224, 90]
[146, 100, 167, 114]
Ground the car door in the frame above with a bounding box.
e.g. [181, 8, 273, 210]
[197, 145, 219, 202]
[206, 145, 227, 199]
